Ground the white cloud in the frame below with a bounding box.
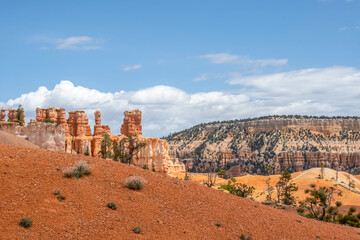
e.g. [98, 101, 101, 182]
[228, 66, 360, 114]
[193, 74, 209, 82]
[3, 66, 360, 137]
[339, 26, 348, 31]
[200, 53, 288, 67]
[123, 64, 142, 71]
[193, 73, 227, 82]
[56, 36, 102, 51]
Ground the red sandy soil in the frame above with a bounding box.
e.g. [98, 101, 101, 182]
[1, 145, 360, 239]
[0, 130, 38, 148]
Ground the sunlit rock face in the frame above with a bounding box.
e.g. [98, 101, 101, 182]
[120, 109, 142, 136]
[166, 117, 360, 176]
[0, 122, 65, 151]
[1, 106, 185, 174]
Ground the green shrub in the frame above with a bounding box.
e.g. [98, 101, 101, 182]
[184, 173, 190, 180]
[133, 226, 141, 234]
[44, 118, 54, 123]
[107, 202, 117, 210]
[216, 222, 221, 227]
[19, 218, 32, 228]
[142, 165, 149, 170]
[240, 234, 252, 240]
[125, 176, 147, 190]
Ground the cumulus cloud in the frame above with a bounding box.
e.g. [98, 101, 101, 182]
[56, 36, 102, 50]
[3, 66, 360, 137]
[200, 53, 288, 67]
[228, 66, 360, 114]
[3, 81, 249, 137]
[123, 64, 142, 71]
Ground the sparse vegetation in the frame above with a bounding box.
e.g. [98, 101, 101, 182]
[216, 222, 221, 227]
[275, 170, 298, 205]
[84, 146, 90, 156]
[184, 173, 190, 180]
[63, 160, 92, 179]
[15, 105, 24, 126]
[112, 135, 146, 164]
[133, 226, 141, 234]
[125, 176, 147, 190]
[142, 165, 149, 170]
[298, 184, 342, 221]
[222, 178, 255, 199]
[265, 177, 274, 201]
[19, 218, 32, 228]
[217, 169, 226, 178]
[203, 171, 217, 187]
[107, 202, 117, 210]
[240, 234, 252, 240]
[44, 118, 54, 123]
[53, 189, 66, 202]
[99, 133, 112, 159]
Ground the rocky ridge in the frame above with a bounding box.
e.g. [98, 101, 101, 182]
[165, 116, 360, 176]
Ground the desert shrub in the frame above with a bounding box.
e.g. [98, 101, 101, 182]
[133, 226, 141, 234]
[53, 190, 66, 202]
[184, 173, 190, 180]
[216, 222, 221, 227]
[107, 202, 117, 210]
[19, 218, 32, 228]
[63, 160, 91, 179]
[142, 165, 149, 170]
[240, 234, 252, 240]
[125, 176, 147, 190]
[223, 178, 255, 198]
[84, 146, 90, 156]
[44, 118, 54, 123]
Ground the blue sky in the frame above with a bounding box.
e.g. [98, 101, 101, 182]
[1, 0, 360, 137]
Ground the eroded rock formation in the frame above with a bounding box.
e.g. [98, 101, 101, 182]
[1, 106, 185, 174]
[120, 109, 142, 136]
[0, 108, 6, 122]
[0, 107, 25, 126]
[93, 110, 110, 136]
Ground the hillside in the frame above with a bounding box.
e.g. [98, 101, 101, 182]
[0, 130, 39, 149]
[174, 168, 360, 206]
[165, 116, 360, 175]
[1, 145, 360, 239]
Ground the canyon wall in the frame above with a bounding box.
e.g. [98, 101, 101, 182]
[166, 117, 360, 176]
[0, 122, 65, 151]
[224, 117, 360, 134]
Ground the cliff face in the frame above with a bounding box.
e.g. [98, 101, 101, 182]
[165, 117, 360, 176]
[0, 122, 65, 151]
[0, 107, 185, 174]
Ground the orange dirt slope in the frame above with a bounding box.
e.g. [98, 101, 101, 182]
[0, 145, 359, 239]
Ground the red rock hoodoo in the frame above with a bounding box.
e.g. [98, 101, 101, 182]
[120, 109, 142, 136]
